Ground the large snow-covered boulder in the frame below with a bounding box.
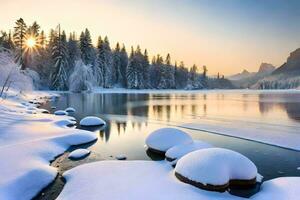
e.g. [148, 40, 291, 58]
[54, 110, 68, 116]
[80, 116, 106, 127]
[68, 149, 91, 160]
[251, 177, 300, 200]
[65, 107, 76, 113]
[175, 148, 257, 192]
[145, 128, 193, 154]
[165, 140, 213, 164]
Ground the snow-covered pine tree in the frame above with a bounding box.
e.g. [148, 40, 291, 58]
[158, 54, 175, 89]
[175, 61, 188, 89]
[13, 18, 27, 70]
[79, 28, 94, 65]
[126, 46, 139, 89]
[126, 46, 147, 89]
[142, 49, 150, 88]
[0, 31, 14, 50]
[187, 64, 203, 89]
[96, 36, 114, 88]
[50, 25, 68, 90]
[119, 44, 128, 87]
[202, 65, 208, 88]
[67, 32, 80, 75]
[148, 54, 163, 88]
[113, 42, 122, 87]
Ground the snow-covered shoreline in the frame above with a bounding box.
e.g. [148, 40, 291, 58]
[0, 90, 97, 200]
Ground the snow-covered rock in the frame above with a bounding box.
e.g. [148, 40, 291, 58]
[57, 161, 242, 200]
[54, 110, 68, 116]
[38, 108, 50, 114]
[165, 140, 213, 164]
[116, 155, 127, 160]
[80, 116, 106, 126]
[65, 107, 76, 113]
[51, 106, 57, 109]
[145, 128, 193, 154]
[175, 148, 257, 191]
[251, 177, 300, 200]
[68, 149, 91, 160]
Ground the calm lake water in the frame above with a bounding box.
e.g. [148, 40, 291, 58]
[45, 90, 300, 197]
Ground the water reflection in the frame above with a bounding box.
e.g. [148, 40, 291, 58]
[47, 91, 300, 184]
[48, 92, 300, 138]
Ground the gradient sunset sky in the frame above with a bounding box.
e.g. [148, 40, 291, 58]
[1, 0, 300, 75]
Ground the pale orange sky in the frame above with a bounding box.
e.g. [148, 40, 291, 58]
[1, 0, 300, 75]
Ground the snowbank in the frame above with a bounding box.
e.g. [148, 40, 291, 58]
[165, 140, 213, 164]
[251, 177, 300, 200]
[68, 149, 91, 160]
[145, 128, 193, 154]
[175, 148, 257, 191]
[57, 161, 242, 200]
[80, 116, 106, 126]
[0, 91, 97, 200]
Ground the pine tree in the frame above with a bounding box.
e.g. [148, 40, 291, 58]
[142, 49, 150, 88]
[126, 46, 146, 89]
[113, 42, 123, 86]
[67, 32, 80, 74]
[96, 36, 113, 87]
[119, 44, 128, 87]
[50, 25, 68, 90]
[79, 28, 94, 65]
[175, 61, 188, 88]
[38, 30, 46, 48]
[27, 21, 40, 38]
[0, 31, 14, 50]
[13, 18, 27, 69]
[159, 53, 175, 89]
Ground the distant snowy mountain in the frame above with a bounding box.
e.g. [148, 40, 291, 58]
[258, 63, 276, 74]
[253, 48, 300, 89]
[228, 69, 255, 81]
[273, 48, 300, 76]
[228, 63, 276, 88]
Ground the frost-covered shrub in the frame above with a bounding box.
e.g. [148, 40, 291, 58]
[0, 49, 35, 94]
[69, 60, 95, 92]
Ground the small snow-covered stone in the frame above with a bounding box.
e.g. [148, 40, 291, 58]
[175, 148, 257, 191]
[65, 107, 76, 113]
[80, 116, 106, 126]
[38, 109, 50, 114]
[116, 155, 127, 160]
[251, 177, 300, 200]
[165, 140, 213, 164]
[55, 119, 77, 127]
[51, 106, 57, 109]
[145, 128, 193, 154]
[68, 149, 91, 160]
[54, 110, 68, 116]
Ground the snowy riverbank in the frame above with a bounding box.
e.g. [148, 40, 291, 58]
[0, 90, 97, 199]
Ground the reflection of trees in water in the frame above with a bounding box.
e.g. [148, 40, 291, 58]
[258, 94, 300, 121]
[283, 103, 300, 121]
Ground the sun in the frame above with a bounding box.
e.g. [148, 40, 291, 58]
[26, 37, 36, 48]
